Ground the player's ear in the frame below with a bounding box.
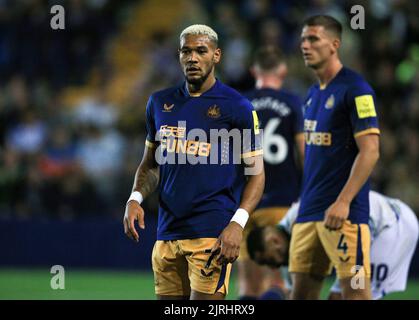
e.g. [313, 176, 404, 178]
[213, 48, 221, 63]
[331, 38, 341, 54]
[178, 48, 184, 63]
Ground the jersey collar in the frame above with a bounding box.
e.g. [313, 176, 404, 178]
[318, 66, 346, 91]
[179, 79, 225, 98]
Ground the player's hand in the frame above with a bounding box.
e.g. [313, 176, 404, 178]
[123, 201, 145, 242]
[324, 199, 350, 230]
[211, 221, 243, 265]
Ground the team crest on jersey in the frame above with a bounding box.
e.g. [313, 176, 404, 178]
[207, 105, 221, 118]
[163, 103, 174, 112]
[325, 94, 335, 109]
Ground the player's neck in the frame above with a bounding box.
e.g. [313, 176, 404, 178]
[315, 58, 343, 89]
[187, 76, 216, 97]
[255, 77, 283, 90]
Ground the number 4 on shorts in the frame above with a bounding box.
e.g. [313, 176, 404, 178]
[337, 234, 348, 255]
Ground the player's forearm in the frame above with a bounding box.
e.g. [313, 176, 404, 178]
[132, 146, 160, 198]
[132, 164, 159, 198]
[239, 167, 265, 213]
[295, 133, 305, 169]
[336, 144, 379, 204]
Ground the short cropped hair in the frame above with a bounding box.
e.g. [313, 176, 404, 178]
[303, 15, 342, 40]
[247, 226, 266, 261]
[179, 24, 218, 46]
[253, 46, 284, 71]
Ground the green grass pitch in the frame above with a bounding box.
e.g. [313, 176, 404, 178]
[0, 268, 418, 300]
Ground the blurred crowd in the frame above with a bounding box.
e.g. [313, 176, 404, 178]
[1, 0, 418, 220]
[0, 0, 138, 219]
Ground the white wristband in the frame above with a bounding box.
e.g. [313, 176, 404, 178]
[230, 208, 249, 229]
[127, 191, 144, 205]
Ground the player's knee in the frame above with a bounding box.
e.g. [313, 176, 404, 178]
[341, 282, 371, 300]
[339, 277, 371, 300]
[342, 289, 371, 300]
[291, 287, 321, 300]
[290, 273, 324, 300]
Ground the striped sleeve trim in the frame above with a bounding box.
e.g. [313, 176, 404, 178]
[354, 128, 380, 138]
[145, 139, 158, 148]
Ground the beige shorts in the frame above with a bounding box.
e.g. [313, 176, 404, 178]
[152, 238, 232, 296]
[289, 221, 371, 279]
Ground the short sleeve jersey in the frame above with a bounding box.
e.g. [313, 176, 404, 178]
[145, 79, 262, 240]
[244, 88, 303, 208]
[298, 67, 380, 224]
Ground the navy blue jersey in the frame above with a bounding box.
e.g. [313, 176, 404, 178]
[298, 67, 380, 224]
[245, 88, 303, 208]
[145, 79, 262, 240]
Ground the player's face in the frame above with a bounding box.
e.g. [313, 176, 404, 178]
[300, 26, 338, 69]
[179, 34, 221, 86]
[255, 227, 288, 268]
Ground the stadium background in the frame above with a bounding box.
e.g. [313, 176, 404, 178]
[0, 0, 418, 299]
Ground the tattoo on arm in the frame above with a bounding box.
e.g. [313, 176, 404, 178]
[132, 145, 159, 198]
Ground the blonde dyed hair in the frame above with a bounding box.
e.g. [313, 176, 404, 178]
[179, 24, 218, 45]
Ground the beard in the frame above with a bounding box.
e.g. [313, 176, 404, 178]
[185, 66, 212, 88]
